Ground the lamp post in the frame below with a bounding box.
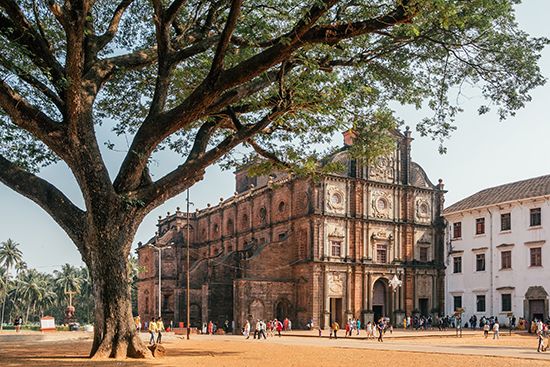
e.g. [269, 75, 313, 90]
[186, 189, 193, 340]
[147, 243, 172, 318]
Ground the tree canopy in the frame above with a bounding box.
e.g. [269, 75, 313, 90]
[0, 0, 546, 359]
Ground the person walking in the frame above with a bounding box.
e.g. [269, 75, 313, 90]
[330, 321, 339, 339]
[366, 321, 373, 340]
[148, 317, 157, 345]
[377, 319, 385, 342]
[356, 319, 361, 336]
[156, 317, 165, 344]
[259, 320, 267, 339]
[14, 315, 22, 333]
[492, 320, 500, 340]
[537, 327, 546, 352]
[483, 322, 490, 338]
[253, 319, 261, 339]
[243, 320, 251, 339]
[276, 319, 283, 337]
[208, 320, 214, 335]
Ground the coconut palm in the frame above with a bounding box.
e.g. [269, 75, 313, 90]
[17, 269, 51, 323]
[54, 264, 83, 313]
[0, 239, 24, 330]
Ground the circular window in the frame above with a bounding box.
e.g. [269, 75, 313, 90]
[278, 201, 286, 213]
[376, 198, 387, 211]
[331, 193, 342, 205]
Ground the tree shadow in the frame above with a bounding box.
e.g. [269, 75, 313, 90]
[163, 348, 242, 358]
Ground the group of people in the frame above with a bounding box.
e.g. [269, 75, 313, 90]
[201, 319, 233, 335]
[146, 317, 165, 345]
[241, 318, 292, 339]
[329, 318, 390, 342]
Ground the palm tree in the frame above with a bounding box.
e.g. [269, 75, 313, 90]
[0, 239, 24, 330]
[17, 269, 51, 323]
[54, 263, 82, 301]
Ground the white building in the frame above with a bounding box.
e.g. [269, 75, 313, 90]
[443, 175, 550, 326]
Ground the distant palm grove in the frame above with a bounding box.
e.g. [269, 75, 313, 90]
[0, 239, 139, 328]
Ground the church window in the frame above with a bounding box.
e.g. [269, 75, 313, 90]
[475, 218, 485, 235]
[500, 213, 511, 231]
[226, 219, 234, 234]
[530, 247, 542, 267]
[501, 294, 512, 312]
[376, 245, 387, 263]
[453, 296, 462, 311]
[476, 295, 486, 312]
[453, 222, 462, 239]
[331, 241, 342, 257]
[530, 208, 541, 227]
[259, 207, 267, 223]
[476, 253, 486, 271]
[453, 256, 462, 273]
[501, 250, 512, 269]
[242, 214, 249, 228]
[419, 247, 428, 262]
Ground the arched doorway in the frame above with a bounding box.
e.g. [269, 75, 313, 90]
[372, 279, 387, 322]
[275, 298, 292, 321]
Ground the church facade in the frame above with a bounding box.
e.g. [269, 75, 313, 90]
[136, 129, 446, 330]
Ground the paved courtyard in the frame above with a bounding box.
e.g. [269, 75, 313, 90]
[0, 330, 548, 366]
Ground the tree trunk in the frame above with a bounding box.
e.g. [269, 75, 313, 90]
[85, 227, 151, 359]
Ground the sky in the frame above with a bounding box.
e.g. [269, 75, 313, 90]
[1, 1, 549, 271]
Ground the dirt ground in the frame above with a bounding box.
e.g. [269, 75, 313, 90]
[0, 332, 549, 367]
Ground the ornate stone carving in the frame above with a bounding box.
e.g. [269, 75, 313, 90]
[328, 272, 344, 297]
[326, 186, 345, 211]
[415, 197, 431, 222]
[371, 190, 393, 219]
[369, 156, 395, 182]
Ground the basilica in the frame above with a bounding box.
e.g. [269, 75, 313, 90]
[136, 128, 446, 331]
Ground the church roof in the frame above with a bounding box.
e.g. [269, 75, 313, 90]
[444, 174, 550, 215]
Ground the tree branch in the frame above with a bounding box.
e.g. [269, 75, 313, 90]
[0, 54, 64, 111]
[164, 0, 188, 25]
[0, 80, 68, 159]
[137, 105, 289, 208]
[208, 0, 242, 78]
[95, 0, 135, 51]
[0, 4, 65, 95]
[113, 0, 413, 194]
[0, 154, 87, 247]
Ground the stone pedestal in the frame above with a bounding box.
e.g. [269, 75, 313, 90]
[323, 311, 330, 329]
[394, 311, 406, 327]
[363, 310, 374, 324]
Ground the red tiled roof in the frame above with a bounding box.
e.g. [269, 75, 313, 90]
[444, 174, 550, 214]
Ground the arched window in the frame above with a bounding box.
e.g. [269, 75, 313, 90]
[226, 219, 234, 234]
[278, 201, 286, 213]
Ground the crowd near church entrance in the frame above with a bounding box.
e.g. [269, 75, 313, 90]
[373, 280, 387, 322]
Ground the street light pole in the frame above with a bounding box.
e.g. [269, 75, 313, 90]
[147, 244, 171, 319]
[158, 247, 162, 318]
[186, 189, 191, 340]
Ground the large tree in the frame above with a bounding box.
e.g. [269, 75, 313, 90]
[0, 0, 546, 359]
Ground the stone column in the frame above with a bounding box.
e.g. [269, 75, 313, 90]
[346, 267, 353, 321]
[323, 266, 330, 329]
[365, 272, 374, 323]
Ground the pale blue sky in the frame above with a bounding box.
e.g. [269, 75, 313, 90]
[1, 1, 549, 271]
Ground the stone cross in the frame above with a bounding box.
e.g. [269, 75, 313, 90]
[65, 290, 77, 307]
